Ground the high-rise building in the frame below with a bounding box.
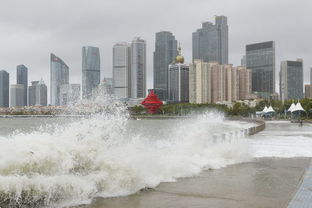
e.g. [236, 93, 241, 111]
[153, 31, 178, 100]
[29, 80, 47, 106]
[0, 70, 9, 108]
[50, 53, 69, 106]
[310, 67, 312, 85]
[16, 65, 28, 106]
[82, 46, 101, 99]
[280, 59, 303, 100]
[192, 16, 228, 64]
[59, 84, 81, 106]
[189, 60, 212, 104]
[237, 66, 252, 100]
[10, 84, 24, 107]
[246, 41, 275, 98]
[168, 46, 189, 103]
[113, 43, 131, 98]
[189, 60, 252, 104]
[305, 85, 312, 98]
[131, 37, 146, 98]
[96, 78, 113, 96]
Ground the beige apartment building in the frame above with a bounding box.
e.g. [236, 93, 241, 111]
[305, 85, 312, 98]
[189, 60, 252, 104]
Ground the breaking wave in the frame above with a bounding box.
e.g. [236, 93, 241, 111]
[0, 101, 253, 207]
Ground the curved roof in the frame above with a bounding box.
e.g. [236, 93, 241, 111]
[291, 102, 305, 112]
[287, 103, 296, 112]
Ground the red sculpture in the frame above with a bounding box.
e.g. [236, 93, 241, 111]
[141, 90, 163, 114]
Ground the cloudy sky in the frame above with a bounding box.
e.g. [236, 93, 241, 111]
[0, 0, 311, 98]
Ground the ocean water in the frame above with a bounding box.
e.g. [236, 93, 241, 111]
[0, 109, 254, 207]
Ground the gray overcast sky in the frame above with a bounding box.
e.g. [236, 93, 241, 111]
[0, 0, 311, 97]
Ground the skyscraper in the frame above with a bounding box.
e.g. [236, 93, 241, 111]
[192, 16, 228, 64]
[310, 67, 312, 85]
[168, 46, 189, 103]
[113, 43, 131, 98]
[131, 37, 146, 98]
[50, 53, 69, 106]
[16, 65, 28, 106]
[153, 31, 178, 100]
[82, 46, 101, 99]
[29, 80, 47, 106]
[0, 70, 9, 108]
[246, 41, 275, 98]
[280, 59, 303, 100]
[10, 84, 24, 107]
[59, 84, 81, 105]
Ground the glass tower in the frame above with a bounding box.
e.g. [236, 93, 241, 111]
[0, 70, 9, 107]
[192, 16, 228, 64]
[50, 53, 69, 106]
[280, 59, 303, 100]
[82, 46, 101, 99]
[16, 65, 28, 106]
[153, 31, 178, 100]
[246, 41, 275, 98]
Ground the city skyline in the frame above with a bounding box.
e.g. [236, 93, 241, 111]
[0, 0, 312, 96]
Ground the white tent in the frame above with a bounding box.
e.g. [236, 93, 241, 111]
[287, 103, 295, 112]
[291, 102, 305, 112]
[262, 106, 268, 114]
[267, 106, 275, 113]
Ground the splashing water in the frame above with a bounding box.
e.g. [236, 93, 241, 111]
[0, 101, 253, 207]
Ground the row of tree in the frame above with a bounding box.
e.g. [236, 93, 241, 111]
[130, 98, 312, 119]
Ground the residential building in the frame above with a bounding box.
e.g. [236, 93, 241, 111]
[246, 41, 275, 98]
[192, 16, 228, 64]
[153, 31, 178, 100]
[82, 46, 101, 99]
[189, 60, 252, 104]
[305, 85, 312, 98]
[10, 84, 24, 107]
[50, 53, 69, 106]
[189, 60, 213, 104]
[0, 70, 9, 107]
[131, 37, 146, 98]
[280, 59, 303, 100]
[16, 65, 28, 106]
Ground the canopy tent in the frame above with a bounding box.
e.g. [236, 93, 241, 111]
[291, 102, 305, 112]
[262, 106, 268, 114]
[287, 103, 296, 112]
[267, 106, 275, 113]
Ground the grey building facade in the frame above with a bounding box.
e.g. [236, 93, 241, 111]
[82, 46, 101, 99]
[131, 37, 146, 98]
[10, 84, 24, 107]
[59, 84, 80, 106]
[168, 63, 189, 103]
[192, 16, 228, 64]
[0, 70, 9, 108]
[246, 41, 275, 97]
[113, 43, 131, 98]
[50, 53, 69, 106]
[280, 59, 303, 100]
[16, 65, 28, 106]
[29, 80, 47, 106]
[310, 67, 312, 85]
[153, 31, 178, 100]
